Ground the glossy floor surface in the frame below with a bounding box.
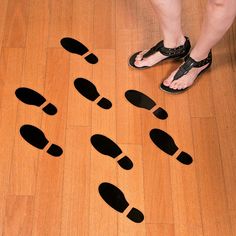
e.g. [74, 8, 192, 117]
[0, 0, 236, 235]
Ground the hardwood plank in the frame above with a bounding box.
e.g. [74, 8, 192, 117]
[61, 127, 90, 235]
[67, 0, 94, 127]
[0, 48, 25, 236]
[93, 0, 115, 49]
[116, 0, 138, 30]
[192, 118, 233, 235]
[211, 37, 236, 209]
[116, 29, 142, 144]
[4, 196, 34, 235]
[2, 0, 29, 47]
[0, 0, 8, 50]
[32, 48, 69, 235]
[146, 223, 175, 236]
[25, 0, 49, 49]
[8, 0, 50, 195]
[231, 210, 236, 236]
[139, 62, 173, 225]
[165, 87, 203, 236]
[136, 0, 160, 49]
[118, 144, 146, 235]
[47, 0, 72, 47]
[89, 49, 118, 235]
[115, 0, 140, 145]
[0, 0, 235, 234]
[8, 48, 47, 195]
[210, 36, 236, 235]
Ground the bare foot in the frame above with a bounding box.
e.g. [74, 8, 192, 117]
[134, 36, 186, 68]
[163, 63, 210, 90]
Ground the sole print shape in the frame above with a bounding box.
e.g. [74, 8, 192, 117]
[74, 78, 112, 109]
[125, 90, 168, 120]
[99, 182, 144, 223]
[150, 128, 193, 165]
[60, 37, 98, 64]
[15, 87, 57, 115]
[20, 124, 63, 157]
[91, 134, 133, 170]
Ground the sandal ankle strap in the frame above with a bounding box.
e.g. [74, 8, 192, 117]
[173, 51, 212, 81]
[184, 51, 212, 67]
[143, 36, 191, 58]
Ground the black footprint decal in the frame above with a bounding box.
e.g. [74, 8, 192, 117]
[74, 78, 112, 109]
[20, 124, 63, 157]
[60, 37, 98, 64]
[15, 87, 57, 115]
[125, 90, 168, 120]
[150, 129, 193, 165]
[91, 134, 133, 170]
[99, 182, 144, 223]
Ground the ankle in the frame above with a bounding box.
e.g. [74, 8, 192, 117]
[190, 50, 210, 61]
[163, 35, 186, 48]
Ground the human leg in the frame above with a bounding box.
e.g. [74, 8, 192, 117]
[132, 0, 187, 68]
[163, 0, 236, 91]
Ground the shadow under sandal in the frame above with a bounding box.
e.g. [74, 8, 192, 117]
[125, 90, 168, 120]
[15, 87, 57, 115]
[91, 134, 133, 170]
[60, 37, 98, 64]
[150, 128, 193, 165]
[20, 124, 63, 157]
[129, 36, 191, 69]
[74, 78, 112, 109]
[99, 182, 144, 223]
[160, 51, 212, 94]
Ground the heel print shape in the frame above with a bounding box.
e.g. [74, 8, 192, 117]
[74, 78, 112, 109]
[125, 90, 168, 120]
[60, 37, 98, 64]
[150, 128, 193, 165]
[20, 124, 63, 157]
[91, 134, 133, 170]
[15, 87, 57, 115]
[99, 182, 144, 223]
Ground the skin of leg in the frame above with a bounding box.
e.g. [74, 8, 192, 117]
[134, 0, 186, 67]
[164, 0, 236, 90]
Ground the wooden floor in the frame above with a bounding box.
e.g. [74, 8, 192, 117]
[0, 0, 235, 235]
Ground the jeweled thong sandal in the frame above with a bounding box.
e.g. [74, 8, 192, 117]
[160, 51, 212, 94]
[128, 36, 191, 70]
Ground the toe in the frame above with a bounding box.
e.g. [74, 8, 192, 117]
[169, 81, 178, 89]
[163, 69, 178, 86]
[163, 75, 174, 86]
[134, 59, 146, 68]
[134, 60, 141, 67]
[135, 50, 148, 61]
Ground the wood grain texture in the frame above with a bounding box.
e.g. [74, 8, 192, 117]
[0, 0, 235, 235]
[61, 127, 91, 235]
[4, 196, 34, 235]
[32, 48, 69, 235]
[0, 48, 25, 236]
[2, 0, 29, 47]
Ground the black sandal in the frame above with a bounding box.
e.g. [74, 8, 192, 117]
[128, 36, 191, 70]
[160, 51, 212, 94]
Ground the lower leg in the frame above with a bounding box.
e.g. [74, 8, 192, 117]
[190, 0, 236, 60]
[149, 0, 185, 47]
[163, 0, 236, 89]
[135, 0, 185, 67]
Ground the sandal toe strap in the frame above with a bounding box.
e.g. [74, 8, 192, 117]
[173, 57, 196, 81]
[173, 51, 212, 81]
[143, 41, 164, 58]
